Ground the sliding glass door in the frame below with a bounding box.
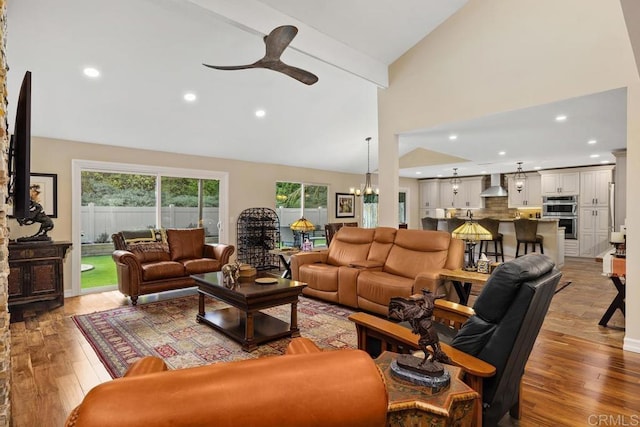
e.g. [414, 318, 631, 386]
[73, 160, 228, 296]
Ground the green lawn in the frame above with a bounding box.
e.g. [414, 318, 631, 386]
[81, 255, 117, 289]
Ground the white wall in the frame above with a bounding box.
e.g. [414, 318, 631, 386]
[377, 0, 640, 351]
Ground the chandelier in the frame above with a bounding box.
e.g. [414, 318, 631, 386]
[513, 162, 527, 193]
[450, 168, 461, 195]
[350, 137, 378, 197]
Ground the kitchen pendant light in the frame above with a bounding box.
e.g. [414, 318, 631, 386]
[450, 168, 461, 195]
[350, 137, 378, 197]
[513, 162, 527, 193]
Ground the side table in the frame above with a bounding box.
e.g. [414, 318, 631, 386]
[268, 248, 300, 278]
[599, 256, 625, 327]
[375, 351, 478, 427]
[439, 268, 490, 305]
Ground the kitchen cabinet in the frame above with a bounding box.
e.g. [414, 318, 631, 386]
[419, 179, 440, 209]
[580, 168, 613, 207]
[579, 207, 610, 257]
[507, 174, 542, 208]
[443, 177, 484, 209]
[8, 241, 72, 322]
[540, 171, 580, 196]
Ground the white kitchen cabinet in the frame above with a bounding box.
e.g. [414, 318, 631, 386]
[580, 168, 613, 207]
[449, 177, 484, 209]
[579, 206, 610, 257]
[419, 179, 440, 209]
[540, 171, 580, 196]
[507, 174, 542, 208]
[440, 182, 456, 208]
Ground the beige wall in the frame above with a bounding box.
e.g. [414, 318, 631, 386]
[8, 136, 418, 293]
[377, 0, 640, 350]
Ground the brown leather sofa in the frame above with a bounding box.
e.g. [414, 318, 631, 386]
[112, 228, 234, 305]
[290, 227, 464, 315]
[65, 338, 388, 427]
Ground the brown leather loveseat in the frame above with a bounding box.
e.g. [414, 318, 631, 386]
[290, 227, 464, 315]
[112, 228, 234, 305]
[65, 339, 388, 427]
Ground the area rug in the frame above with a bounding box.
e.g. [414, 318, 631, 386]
[73, 295, 357, 378]
[555, 281, 572, 294]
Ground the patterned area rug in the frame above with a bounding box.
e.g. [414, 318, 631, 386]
[73, 295, 357, 378]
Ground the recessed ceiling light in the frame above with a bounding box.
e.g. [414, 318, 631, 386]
[555, 114, 567, 122]
[600, 160, 610, 164]
[83, 67, 100, 78]
[498, 151, 506, 156]
[255, 110, 266, 118]
[480, 171, 487, 174]
[534, 166, 542, 170]
[588, 139, 597, 144]
[449, 134, 457, 140]
[416, 171, 422, 175]
[590, 154, 600, 158]
[437, 174, 443, 177]
[183, 92, 197, 102]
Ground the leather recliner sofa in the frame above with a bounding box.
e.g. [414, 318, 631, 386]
[290, 227, 464, 315]
[65, 339, 388, 427]
[112, 228, 235, 305]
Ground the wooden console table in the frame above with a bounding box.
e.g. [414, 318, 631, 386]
[7, 241, 72, 322]
[375, 352, 477, 427]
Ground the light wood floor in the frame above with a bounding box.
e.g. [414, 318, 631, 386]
[9, 257, 638, 427]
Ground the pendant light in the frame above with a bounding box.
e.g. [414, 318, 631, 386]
[513, 162, 527, 193]
[450, 168, 461, 195]
[350, 137, 378, 197]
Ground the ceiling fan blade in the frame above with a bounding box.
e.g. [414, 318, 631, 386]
[263, 25, 298, 61]
[202, 63, 256, 71]
[270, 62, 319, 86]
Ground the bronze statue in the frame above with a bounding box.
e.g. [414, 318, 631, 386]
[16, 184, 54, 242]
[389, 290, 451, 373]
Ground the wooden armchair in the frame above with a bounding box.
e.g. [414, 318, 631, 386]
[324, 222, 358, 246]
[349, 253, 561, 427]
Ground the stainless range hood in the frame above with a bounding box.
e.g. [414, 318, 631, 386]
[480, 174, 508, 197]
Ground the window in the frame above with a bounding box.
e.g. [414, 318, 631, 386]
[275, 182, 328, 247]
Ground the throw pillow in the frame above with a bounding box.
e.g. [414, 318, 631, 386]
[167, 228, 205, 261]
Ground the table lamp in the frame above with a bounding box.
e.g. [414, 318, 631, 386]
[290, 217, 315, 249]
[452, 220, 493, 271]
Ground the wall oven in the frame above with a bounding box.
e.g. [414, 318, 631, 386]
[542, 195, 578, 239]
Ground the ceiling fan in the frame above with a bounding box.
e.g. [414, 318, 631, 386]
[203, 25, 319, 86]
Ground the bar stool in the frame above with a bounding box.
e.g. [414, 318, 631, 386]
[477, 218, 505, 262]
[421, 217, 439, 231]
[446, 218, 466, 233]
[514, 219, 544, 257]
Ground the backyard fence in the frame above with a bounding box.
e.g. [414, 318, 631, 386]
[81, 204, 328, 246]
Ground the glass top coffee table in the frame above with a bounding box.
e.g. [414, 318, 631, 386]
[191, 272, 307, 351]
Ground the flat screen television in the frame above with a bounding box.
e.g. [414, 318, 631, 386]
[7, 71, 31, 218]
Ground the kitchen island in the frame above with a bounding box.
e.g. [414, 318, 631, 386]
[434, 218, 564, 268]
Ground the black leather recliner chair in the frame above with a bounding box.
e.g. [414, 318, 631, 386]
[450, 253, 561, 425]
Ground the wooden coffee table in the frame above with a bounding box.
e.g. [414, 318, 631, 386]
[191, 272, 307, 351]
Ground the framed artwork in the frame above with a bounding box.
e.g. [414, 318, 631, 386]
[335, 193, 355, 218]
[29, 173, 58, 218]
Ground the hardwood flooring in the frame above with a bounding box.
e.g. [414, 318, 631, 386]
[9, 257, 638, 426]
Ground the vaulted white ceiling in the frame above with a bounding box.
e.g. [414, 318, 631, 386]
[5, 0, 626, 179]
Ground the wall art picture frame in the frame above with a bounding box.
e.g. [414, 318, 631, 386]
[335, 193, 355, 218]
[28, 173, 58, 218]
